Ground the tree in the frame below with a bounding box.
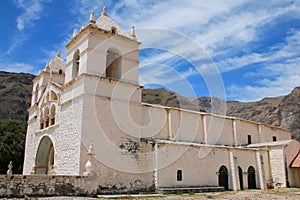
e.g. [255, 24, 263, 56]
[0, 120, 26, 174]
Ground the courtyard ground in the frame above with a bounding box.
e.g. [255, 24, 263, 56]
[33, 188, 300, 199]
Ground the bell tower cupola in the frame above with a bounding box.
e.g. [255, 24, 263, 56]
[64, 5, 141, 85]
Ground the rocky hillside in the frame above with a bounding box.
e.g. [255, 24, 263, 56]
[0, 71, 299, 140]
[0, 71, 35, 124]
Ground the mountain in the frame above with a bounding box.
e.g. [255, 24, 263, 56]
[190, 89, 300, 141]
[0, 71, 299, 140]
[0, 71, 35, 124]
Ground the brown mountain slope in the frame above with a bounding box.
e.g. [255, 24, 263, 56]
[0, 71, 35, 124]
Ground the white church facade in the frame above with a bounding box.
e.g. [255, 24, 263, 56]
[23, 7, 300, 193]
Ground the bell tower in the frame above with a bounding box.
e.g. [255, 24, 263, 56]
[63, 6, 142, 103]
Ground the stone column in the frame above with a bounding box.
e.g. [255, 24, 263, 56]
[229, 151, 238, 191]
[232, 119, 237, 146]
[203, 115, 207, 144]
[154, 142, 158, 192]
[256, 151, 265, 189]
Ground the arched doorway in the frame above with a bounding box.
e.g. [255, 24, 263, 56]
[238, 166, 244, 190]
[247, 166, 256, 189]
[34, 136, 54, 174]
[218, 165, 229, 190]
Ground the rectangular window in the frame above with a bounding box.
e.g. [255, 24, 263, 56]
[273, 136, 277, 142]
[177, 170, 182, 181]
[247, 135, 252, 144]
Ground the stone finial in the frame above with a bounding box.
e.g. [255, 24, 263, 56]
[30, 167, 35, 175]
[83, 143, 96, 176]
[88, 143, 95, 154]
[89, 11, 95, 24]
[80, 26, 85, 32]
[72, 28, 78, 38]
[49, 165, 57, 175]
[57, 49, 61, 57]
[7, 161, 13, 175]
[45, 62, 50, 71]
[101, 5, 107, 16]
[131, 26, 136, 38]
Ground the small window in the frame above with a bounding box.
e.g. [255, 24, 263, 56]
[273, 136, 277, 142]
[177, 170, 182, 181]
[59, 69, 63, 75]
[111, 27, 117, 35]
[247, 135, 252, 144]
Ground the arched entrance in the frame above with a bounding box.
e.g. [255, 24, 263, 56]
[218, 165, 229, 190]
[247, 166, 256, 189]
[34, 136, 54, 174]
[238, 166, 244, 190]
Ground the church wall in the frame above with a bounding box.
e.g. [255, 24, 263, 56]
[259, 125, 291, 142]
[79, 94, 155, 190]
[141, 105, 169, 140]
[205, 115, 234, 145]
[269, 148, 286, 187]
[169, 109, 202, 143]
[235, 120, 259, 145]
[156, 145, 231, 188]
[234, 150, 269, 189]
[82, 76, 142, 103]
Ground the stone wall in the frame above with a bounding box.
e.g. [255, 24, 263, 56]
[0, 175, 98, 198]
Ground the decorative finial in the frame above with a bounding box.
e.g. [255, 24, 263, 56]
[72, 28, 78, 38]
[57, 49, 61, 57]
[131, 26, 136, 38]
[88, 143, 95, 155]
[7, 161, 13, 176]
[89, 11, 95, 24]
[83, 143, 96, 176]
[101, 5, 107, 16]
[80, 26, 85, 32]
[45, 62, 50, 71]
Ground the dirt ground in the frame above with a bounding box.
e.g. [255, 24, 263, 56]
[138, 188, 300, 200]
[22, 188, 300, 199]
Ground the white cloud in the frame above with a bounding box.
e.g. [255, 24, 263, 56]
[0, 62, 36, 74]
[14, 0, 52, 31]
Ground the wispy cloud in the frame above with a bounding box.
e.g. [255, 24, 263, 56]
[0, 61, 36, 74]
[226, 30, 300, 101]
[13, 0, 52, 31]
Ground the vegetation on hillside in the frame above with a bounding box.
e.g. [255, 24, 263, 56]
[0, 120, 26, 174]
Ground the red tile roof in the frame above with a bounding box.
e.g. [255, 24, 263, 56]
[290, 151, 300, 168]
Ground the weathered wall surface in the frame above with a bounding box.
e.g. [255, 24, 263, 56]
[0, 175, 98, 198]
[269, 148, 286, 187]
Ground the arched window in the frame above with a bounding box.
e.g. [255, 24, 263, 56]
[106, 48, 121, 79]
[40, 110, 44, 129]
[111, 27, 117, 35]
[50, 90, 58, 101]
[50, 105, 56, 126]
[34, 84, 39, 104]
[73, 49, 80, 78]
[44, 107, 49, 128]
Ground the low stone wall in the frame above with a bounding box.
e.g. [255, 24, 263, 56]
[0, 175, 98, 198]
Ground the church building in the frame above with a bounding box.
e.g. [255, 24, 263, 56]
[23, 6, 300, 193]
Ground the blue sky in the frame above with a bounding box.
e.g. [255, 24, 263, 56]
[0, 0, 300, 102]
